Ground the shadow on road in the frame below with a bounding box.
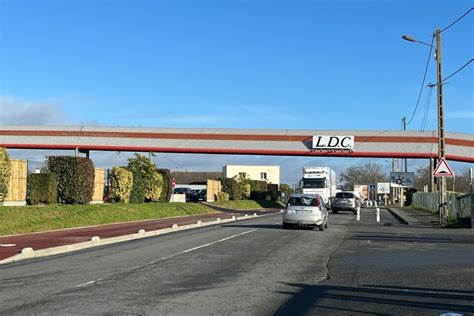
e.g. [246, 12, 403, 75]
[275, 282, 474, 315]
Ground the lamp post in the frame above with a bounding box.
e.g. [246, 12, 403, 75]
[402, 30, 447, 225]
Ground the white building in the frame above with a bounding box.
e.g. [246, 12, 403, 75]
[223, 165, 280, 185]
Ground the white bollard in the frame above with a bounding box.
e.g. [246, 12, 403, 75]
[356, 208, 360, 221]
[376, 207, 380, 222]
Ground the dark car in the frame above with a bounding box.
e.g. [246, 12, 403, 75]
[189, 189, 207, 202]
[332, 191, 361, 214]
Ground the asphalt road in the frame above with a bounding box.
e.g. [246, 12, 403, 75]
[0, 208, 473, 315]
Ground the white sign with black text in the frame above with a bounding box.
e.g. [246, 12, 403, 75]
[312, 135, 354, 150]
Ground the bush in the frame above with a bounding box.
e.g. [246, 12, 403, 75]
[47, 156, 95, 204]
[222, 178, 241, 200]
[0, 148, 11, 202]
[126, 154, 163, 202]
[268, 184, 279, 201]
[110, 167, 133, 203]
[158, 168, 172, 202]
[28, 173, 58, 205]
[249, 180, 268, 199]
[129, 171, 146, 204]
[217, 192, 229, 201]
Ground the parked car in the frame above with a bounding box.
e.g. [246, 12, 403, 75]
[332, 191, 361, 214]
[189, 189, 207, 202]
[282, 193, 329, 231]
[173, 187, 192, 201]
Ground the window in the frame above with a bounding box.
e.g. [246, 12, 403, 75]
[239, 172, 247, 179]
[260, 172, 267, 180]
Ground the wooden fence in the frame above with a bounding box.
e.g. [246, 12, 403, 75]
[4, 159, 27, 205]
[206, 179, 221, 202]
[92, 168, 105, 203]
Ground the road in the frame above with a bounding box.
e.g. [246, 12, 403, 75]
[0, 209, 473, 315]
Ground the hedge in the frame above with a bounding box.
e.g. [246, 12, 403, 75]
[47, 156, 95, 204]
[250, 180, 268, 200]
[28, 173, 58, 205]
[158, 168, 172, 202]
[0, 148, 11, 202]
[222, 178, 241, 200]
[129, 171, 145, 204]
[268, 183, 279, 201]
[110, 167, 133, 203]
[126, 154, 163, 202]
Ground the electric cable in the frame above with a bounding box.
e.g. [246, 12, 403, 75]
[441, 58, 474, 83]
[406, 35, 435, 126]
[440, 7, 474, 33]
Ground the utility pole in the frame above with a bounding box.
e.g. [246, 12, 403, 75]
[402, 117, 407, 172]
[435, 28, 447, 222]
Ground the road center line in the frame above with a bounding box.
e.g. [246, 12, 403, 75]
[161, 229, 257, 260]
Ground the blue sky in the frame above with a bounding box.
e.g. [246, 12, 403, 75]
[1, 0, 473, 183]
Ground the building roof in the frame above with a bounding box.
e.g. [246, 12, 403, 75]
[171, 171, 223, 184]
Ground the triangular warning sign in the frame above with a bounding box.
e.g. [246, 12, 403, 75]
[433, 158, 454, 177]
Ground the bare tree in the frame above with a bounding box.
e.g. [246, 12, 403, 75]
[339, 163, 388, 190]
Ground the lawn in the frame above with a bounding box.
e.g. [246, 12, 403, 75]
[211, 199, 284, 210]
[0, 203, 215, 236]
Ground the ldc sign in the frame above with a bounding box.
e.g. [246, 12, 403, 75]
[312, 135, 354, 150]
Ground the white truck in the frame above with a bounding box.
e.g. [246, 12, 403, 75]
[300, 167, 337, 206]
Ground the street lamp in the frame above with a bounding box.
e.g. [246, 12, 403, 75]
[402, 30, 447, 225]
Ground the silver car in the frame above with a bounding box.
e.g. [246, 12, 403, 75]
[332, 191, 361, 214]
[282, 194, 329, 231]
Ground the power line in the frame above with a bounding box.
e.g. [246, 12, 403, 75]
[441, 7, 474, 33]
[406, 35, 435, 126]
[442, 58, 474, 83]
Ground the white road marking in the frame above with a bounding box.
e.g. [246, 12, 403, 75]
[73, 229, 256, 288]
[0, 244, 16, 247]
[160, 229, 256, 260]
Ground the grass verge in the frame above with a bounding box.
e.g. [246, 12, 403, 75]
[211, 199, 284, 210]
[0, 203, 215, 236]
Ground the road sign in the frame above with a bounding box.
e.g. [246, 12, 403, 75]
[433, 158, 454, 177]
[377, 182, 390, 194]
[390, 172, 414, 188]
[369, 184, 376, 192]
[171, 178, 176, 188]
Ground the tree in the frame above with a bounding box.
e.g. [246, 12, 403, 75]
[339, 163, 388, 190]
[280, 183, 293, 199]
[0, 148, 11, 202]
[126, 154, 163, 202]
[414, 165, 431, 191]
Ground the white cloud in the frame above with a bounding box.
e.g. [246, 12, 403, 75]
[0, 96, 68, 125]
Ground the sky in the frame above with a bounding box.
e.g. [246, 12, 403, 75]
[0, 0, 473, 185]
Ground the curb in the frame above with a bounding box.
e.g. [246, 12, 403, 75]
[0, 212, 276, 266]
[386, 207, 410, 225]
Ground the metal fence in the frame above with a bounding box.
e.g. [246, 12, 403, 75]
[413, 192, 472, 219]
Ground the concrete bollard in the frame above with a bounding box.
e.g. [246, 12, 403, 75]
[197, 220, 202, 226]
[91, 236, 101, 244]
[216, 218, 221, 222]
[232, 216, 236, 221]
[138, 229, 146, 236]
[356, 209, 360, 221]
[253, 213, 257, 217]
[376, 207, 380, 222]
[172, 224, 178, 230]
[244, 214, 249, 218]
[21, 247, 35, 258]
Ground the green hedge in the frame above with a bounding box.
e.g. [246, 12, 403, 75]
[28, 173, 57, 205]
[129, 171, 145, 204]
[110, 167, 133, 203]
[268, 183, 279, 201]
[158, 168, 172, 202]
[47, 156, 95, 204]
[250, 180, 268, 199]
[222, 178, 241, 200]
[0, 148, 11, 202]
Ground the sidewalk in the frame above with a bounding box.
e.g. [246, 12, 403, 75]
[386, 206, 439, 227]
[0, 207, 280, 262]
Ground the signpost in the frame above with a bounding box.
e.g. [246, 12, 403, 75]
[390, 172, 414, 207]
[312, 135, 354, 150]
